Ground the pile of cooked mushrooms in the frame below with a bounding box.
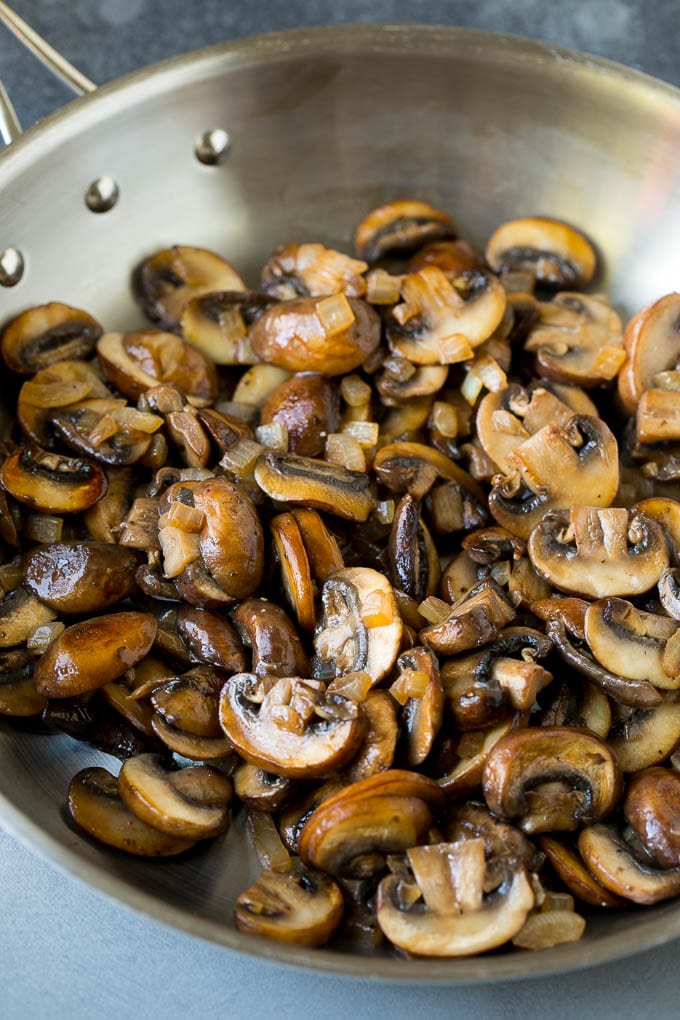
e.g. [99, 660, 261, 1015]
[2, 200, 680, 957]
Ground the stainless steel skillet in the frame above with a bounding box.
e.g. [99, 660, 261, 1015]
[1, 7, 680, 983]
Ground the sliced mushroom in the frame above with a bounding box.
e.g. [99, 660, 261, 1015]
[298, 770, 443, 878]
[578, 824, 680, 904]
[546, 618, 663, 708]
[279, 779, 346, 855]
[345, 690, 399, 782]
[441, 654, 509, 732]
[254, 451, 375, 522]
[446, 802, 543, 884]
[394, 646, 444, 766]
[270, 512, 316, 633]
[312, 567, 402, 684]
[83, 466, 134, 543]
[407, 239, 482, 276]
[151, 714, 232, 761]
[175, 606, 247, 673]
[624, 767, 680, 869]
[529, 505, 669, 598]
[0, 586, 57, 649]
[537, 835, 625, 908]
[97, 331, 217, 408]
[377, 363, 449, 404]
[261, 242, 368, 299]
[419, 578, 515, 656]
[608, 702, 680, 772]
[290, 508, 344, 583]
[0, 446, 107, 514]
[34, 612, 157, 698]
[635, 497, 680, 564]
[634, 388, 680, 445]
[219, 674, 364, 779]
[118, 754, 232, 839]
[531, 596, 588, 642]
[482, 726, 623, 833]
[260, 373, 340, 457]
[17, 359, 112, 448]
[232, 599, 308, 678]
[584, 598, 680, 690]
[179, 290, 272, 364]
[488, 415, 619, 540]
[376, 853, 534, 957]
[659, 567, 680, 620]
[485, 217, 596, 288]
[523, 293, 624, 387]
[235, 866, 344, 947]
[23, 541, 138, 614]
[387, 267, 506, 365]
[233, 762, 294, 811]
[150, 664, 224, 738]
[67, 766, 196, 856]
[249, 295, 380, 375]
[354, 200, 455, 263]
[436, 719, 514, 798]
[388, 494, 440, 603]
[373, 441, 486, 506]
[0, 648, 46, 716]
[618, 292, 680, 415]
[1, 302, 103, 374]
[134, 245, 246, 330]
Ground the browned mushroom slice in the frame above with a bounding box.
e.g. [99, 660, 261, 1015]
[376, 847, 534, 957]
[47, 398, 162, 467]
[233, 762, 294, 811]
[291, 508, 344, 583]
[232, 599, 308, 678]
[441, 654, 509, 732]
[67, 767, 196, 856]
[118, 754, 232, 839]
[175, 606, 247, 673]
[489, 415, 619, 540]
[279, 779, 346, 855]
[529, 505, 669, 598]
[261, 242, 368, 300]
[254, 451, 375, 522]
[446, 802, 543, 884]
[151, 715, 232, 761]
[0, 586, 57, 649]
[585, 598, 680, 690]
[659, 568, 680, 620]
[219, 674, 364, 779]
[420, 578, 515, 656]
[134, 245, 246, 330]
[179, 290, 273, 364]
[634, 388, 680, 446]
[485, 217, 596, 288]
[482, 727, 623, 833]
[407, 239, 483, 276]
[298, 770, 443, 878]
[259, 373, 340, 458]
[163, 410, 211, 469]
[345, 690, 399, 782]
[523, 293, 625, 387]
[17, 359, 112, 447]
[373, 442, 486, 507]
[537, 835, 625, 908]
[97, 331, 217, 408]
[547, 617, 663, 709]
[387, 267, 506, 365]
[235, 866, 345, 947]
[23, 541, 138, 615]
[388, 494, 440, 603]
[608, 702, 680, 772]
[440, 550, 483, 603]
[0, 446, 107, 514]
[270, 512, 316, 633]
[618, 293, 680, 415]
[480, 628, 553, 711]
[635, 497, 680, 564]
[101, 669, 157, 739]
[34, 611, 157, 698]
[151, 664, 224, 738]
[0, 648, 46, 716]
[437, 720, 514, 797]
[354, 200, 455, 262]
[377, 363, 449, 404]
[530, 596, 588, 642]
[624, 767, 680, 869]
[393, 646, 443, 766]
[312, 567, 402, 684]
[1, 302, 103, 374]
[249, 295, 380, 376]
[578, 824, 680, 904]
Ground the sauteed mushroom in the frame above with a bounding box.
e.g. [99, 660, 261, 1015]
[261, 243, 368, 299]
[618, 292, 680, 415]
[578, 824, 680, 904]
[97, 330, 218, 407]
[354, 200, 456, 262]
[1, 302, 103, 374]
[23, 541, 138, 614]
[523, 293, 625, 387]
[1, 447, 107, 514]
[135, 245, 245, 329]
[624, 767, 680, 869]
[485, 216, 597, 288]
[260, 373, 339, 457]
[235, 866, 344, 947]
[179, 290, 272, 365]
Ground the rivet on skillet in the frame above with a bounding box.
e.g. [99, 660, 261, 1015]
[195, 129, 231, 165]
[85, 176, 119, 213]
[0, 247, 24, 287]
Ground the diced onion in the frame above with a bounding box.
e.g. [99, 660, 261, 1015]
[87, 413, 119, 447]
[341, 420, 379, 449]
[439, 333, 475, 365]
[20, 378, 93, 409]
[246, 811, 292, 873]
[417, 595, 451, 624]
[592, 343, 627, 379]
[340, 374, 372, 407]
[365, 268, 403, 305]
[111, 407, 164, 433]
[325, 433, 366, 472]
[374, 499, 395, 525]
[461, 368, 484, 405]
[166, 500, 205, 533]
[317, 293, 355, 336]
[255, 422, 289, 452]
[541, 891, 575, 914]
[389, 669, 430, 705]
[219, 438, 264, 476]
[430, 401, 459, 439]
[512, 910, 586, 950]
[653, 370, 680, 392]
[361, 588, 394, 627]
[326, 671, 373, 703]
[158, 525, 201, 578]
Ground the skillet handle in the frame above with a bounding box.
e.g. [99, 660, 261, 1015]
[0, 1, 96, 115]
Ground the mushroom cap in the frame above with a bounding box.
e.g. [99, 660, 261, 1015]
[537, 835, 625, 908]
[528, 505, 669, 599]
[485, 216, 596, 288]
[578, 823, 680, 905]
[354, 200, 456, 263]
[524, 293, 624, 387]
[482, 726, 623, 833]
[618, 292, 680, 415]
[23, 541, 139, 615]
[254, 451, 375, 522]
[1, 301, 103, 374]
[134, 245, 246, 330]
[624, 767, 680, 869]
[0, 446, 107, 514]
[584, 598, 679, 689]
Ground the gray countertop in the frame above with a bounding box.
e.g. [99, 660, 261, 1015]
[0, 2, 678, 1017]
